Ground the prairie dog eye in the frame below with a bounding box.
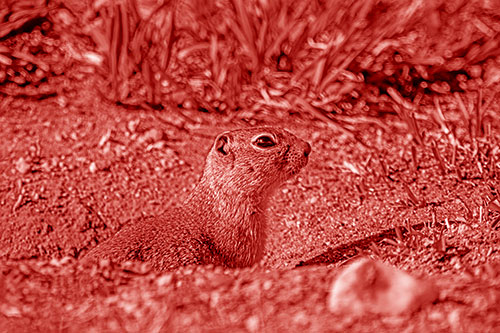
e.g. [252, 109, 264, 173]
[253, 134, 276, 148]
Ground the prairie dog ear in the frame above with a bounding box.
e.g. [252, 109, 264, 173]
[214, 133, 231, 156]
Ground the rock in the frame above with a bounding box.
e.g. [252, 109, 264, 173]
[98, 129, 111, 147]
[89, 162, 97, 173]
[137, 128, 164, 145]
[15, 157, 30, 174]
[245, 315, 260, 333]
[328, 257, 439, 316]
[127, 119, 140, 134]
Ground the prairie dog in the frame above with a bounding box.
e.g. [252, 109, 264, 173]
[83, 127, 311, 271]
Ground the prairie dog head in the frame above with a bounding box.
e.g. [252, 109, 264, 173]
[201, 127, 311, 198]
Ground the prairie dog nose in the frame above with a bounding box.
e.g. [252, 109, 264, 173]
[304, 142, 312, 158]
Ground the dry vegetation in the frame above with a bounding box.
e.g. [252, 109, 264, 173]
[1, 0, 500, 112]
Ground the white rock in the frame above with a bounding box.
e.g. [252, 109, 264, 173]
[15, 157, 30, 174]
[328, 257, 438, 316]
[89, 162, 97, 173]
[245, 315, 260, 333]
[137, 128, 163, 145]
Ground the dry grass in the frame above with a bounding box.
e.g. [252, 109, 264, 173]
[1, 0, 499, 120]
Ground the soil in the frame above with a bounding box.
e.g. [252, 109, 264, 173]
[0, 92, 499, 332]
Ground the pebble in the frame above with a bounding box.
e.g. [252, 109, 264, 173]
[137, 128, 163, 145]
[15, 157, 30, 174]
[328, 257, 439, 316]
[127, 119, 140, 133]
[156, 273, 173, 287]
[245, 315, 260, 332]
